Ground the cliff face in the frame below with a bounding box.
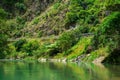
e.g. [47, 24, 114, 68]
[22, 0, 69, 37]
[12, 0, 69, 38]
[23, 0, 56, 21]
[0, 0, 56, 19]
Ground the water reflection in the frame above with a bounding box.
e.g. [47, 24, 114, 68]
[0, 61, 120, 80]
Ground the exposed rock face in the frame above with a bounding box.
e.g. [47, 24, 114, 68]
[38, 58, 67, 63]
[0, 0, 56, 18]
[20, 0, 68, 38]
[24, 0, 56, 21]
[93, 56, 105, 64]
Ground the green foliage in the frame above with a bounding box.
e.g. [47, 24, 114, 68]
[5, 19, 24, 37]
[93, 12, 120, 49]
[57, 32, 75, 52]
[0, 34, 8, 58]
[13, 39, 40, 58]
[56, 27, 83, 52]
[32, 43, 56, 58]
[0, 0, 119, 63]
[37, 31, 43, 37]
[22, 40, 40, 56]
[2, 0, 24, 5]
[101, 12, 120, 34]
[0, 18, 9, 58]
[77, 25, 89, 33]
[106, 4, 120, 11]
[16, 16, 26, 24]
[14, 39, 27, 52]
[92, 12, 120, 63]
[83, 47, 108, 62]
[86, 15, 99, 25]
[65, 0, 82, 23]
[104, 0, 120, 6]
[45, 43, 59, 56]
[14, 39, 40, 56]
[6, 43, 17, 58]
[67, 37, 92, 59]
[65, 0, 98, 26]
[15, 2, 26, 11]
[53, 3, 60, 9]
[0, 0, 24, 14]
[65, 12, 78, 23]
[32, 18, 39, 24]
[0, 34, 8, 49]
[0, 8, 8, 19]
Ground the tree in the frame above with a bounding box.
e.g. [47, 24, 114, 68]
[0, 8, 8, 58]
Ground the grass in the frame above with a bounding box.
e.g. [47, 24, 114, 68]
[66, 36, 93, 60]
[83, 47, 109, 62]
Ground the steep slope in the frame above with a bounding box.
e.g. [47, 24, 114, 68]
[0, 0, 120, 64]
[21, 0, 69, 37]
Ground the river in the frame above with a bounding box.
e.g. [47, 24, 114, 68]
[0, 61, 120, 80]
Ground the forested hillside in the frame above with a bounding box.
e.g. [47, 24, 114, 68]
[0, 0, 120, 64]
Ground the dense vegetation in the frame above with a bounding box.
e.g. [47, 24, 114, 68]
[0, 0, 120, 64]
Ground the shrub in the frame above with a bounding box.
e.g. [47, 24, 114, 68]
[32, 49, 44, 58]
[46, 43, 59, 56]
[33, 18, 39, 24]
[15, 2, 26, 11]
[66, 12, 78, 23]
[56, 27, 82, 52]
[53, 3, 60, 9]
[76, 26, 89, 33]
[0, 34, 8, 58]
[32, 43, 53, 58]
[22, 40, 40, 56]
[86, 15, 97, 24]
[14, 39, 27, 52]
[0, 8, 8, 19]
[16, 16, 26, 24]
[92, 12, 120, 49]
[37, 31, 43, 37]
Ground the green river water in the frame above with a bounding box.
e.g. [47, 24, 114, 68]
[0, 61, 120, 80]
